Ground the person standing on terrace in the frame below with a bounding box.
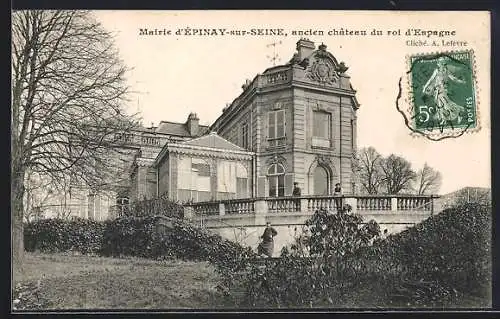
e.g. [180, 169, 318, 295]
[257, 222, 278, 257]
[292, 182, 301, 211]
[334, 183, 343, 211]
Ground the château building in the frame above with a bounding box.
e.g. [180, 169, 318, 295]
[46, 39, 359, 220]
[138, 39, 360, 203]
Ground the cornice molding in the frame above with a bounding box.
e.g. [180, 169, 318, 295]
[135, 157, 155, 167]
[166, 144, 254, 161]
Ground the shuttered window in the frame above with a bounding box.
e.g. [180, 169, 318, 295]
[268, 110, 285, 147]
[313, 111, 331, 139]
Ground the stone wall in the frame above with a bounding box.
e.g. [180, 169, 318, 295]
[190, 209, 432, 257]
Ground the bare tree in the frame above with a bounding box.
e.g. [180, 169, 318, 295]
[11, 10, 139, 266]
[414, 163, 442, 195]
[23, 170, 54, 223]
[356, 147, 384, 194]
[380, 154, 417, 194]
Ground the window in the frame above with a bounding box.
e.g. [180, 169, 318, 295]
[267, 163, 285, 197]
[236, 163, 249, 198]
[313, 111, 331, 139]
[178, 158, 211, 202]
[268, 110, 285, 147]
[191, 162, 210, 177]
[241, 123, 249, 149]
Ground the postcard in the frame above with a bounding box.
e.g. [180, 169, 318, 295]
[12, 10, 491, 311]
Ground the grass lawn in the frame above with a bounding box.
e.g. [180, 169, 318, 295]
[13, 252, 236, 310]
[13, 253, 490, 310]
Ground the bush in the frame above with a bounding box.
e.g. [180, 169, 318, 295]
[239, 203, 491, 308]
[345, 202, 491, 306]
[24, 218, 104, 254]
[374, 203, 490, 297]
[241, 208, 381, 308]
[127, 196, 184, 219]
[99, 215, 255, 264]
[24, 213, 255, 277]
[100, 216, 163, 258]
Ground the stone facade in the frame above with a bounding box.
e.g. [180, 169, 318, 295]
[211, 39, 359, 197]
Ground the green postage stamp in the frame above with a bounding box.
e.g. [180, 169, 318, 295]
[406, 50, 479, 139]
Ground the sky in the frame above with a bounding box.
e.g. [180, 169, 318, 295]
[93, 10, 491, 195]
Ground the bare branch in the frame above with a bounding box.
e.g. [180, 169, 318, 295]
[357, 147, 384, 194]
[414, 163, 442, 195]
[12, 10, 139, 220]
[379, 154, 417, 194]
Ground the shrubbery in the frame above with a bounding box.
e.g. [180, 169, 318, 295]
[239, 202, 492, 308]
[241, 208, 381, 308]
[99, 216, 255, 268]
[357, 202, 491, 303]
[127, 196, 184, 219]
[13, 282, 51, 310]
[24, 218, 104, 255]
[159, 220, 257, 294]
[100, 216, 162, 258]
[23, 214, 255, 275]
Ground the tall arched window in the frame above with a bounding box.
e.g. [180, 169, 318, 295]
[313, 165, 329, 195]
[267, 163, 285, 197]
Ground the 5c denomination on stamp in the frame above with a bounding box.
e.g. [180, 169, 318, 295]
[402, 50, 479, 140]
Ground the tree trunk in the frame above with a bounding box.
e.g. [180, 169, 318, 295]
[12, 162, 25, 269]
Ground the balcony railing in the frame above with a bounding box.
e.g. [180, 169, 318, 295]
[184, 194, 439, 217]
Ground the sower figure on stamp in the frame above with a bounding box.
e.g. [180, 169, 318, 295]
[334, 183, 343, 212]
[422, 56, 466, 125]
[257, 222, 278, 258]
[292, 182, 301, 211]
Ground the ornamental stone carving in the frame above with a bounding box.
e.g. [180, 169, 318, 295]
[273, 101, 285, 110]
[311, 100, 329, 112]
[265, 154, 287, 167]
[316, 154, 334, 168]
[306, 58, 339, 85]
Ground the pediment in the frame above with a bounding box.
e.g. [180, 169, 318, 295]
[293, 44, 350, 87]
[305, 50, 346, 85]
[181, 132, 245, 151]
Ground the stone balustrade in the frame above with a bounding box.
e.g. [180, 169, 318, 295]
[183, 194, 440, 253]
[225, 199, 256, 215]
[185, 194, 439, 217]
[189, 201, 220, 216]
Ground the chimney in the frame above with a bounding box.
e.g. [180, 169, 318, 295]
[186, 112, 199, 136]
[296, 38, 315, 60]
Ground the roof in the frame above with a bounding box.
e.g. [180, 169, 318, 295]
[136, 121, 209, 137]
[181, 132, 245, 151]
[152, 132, 253, 167]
